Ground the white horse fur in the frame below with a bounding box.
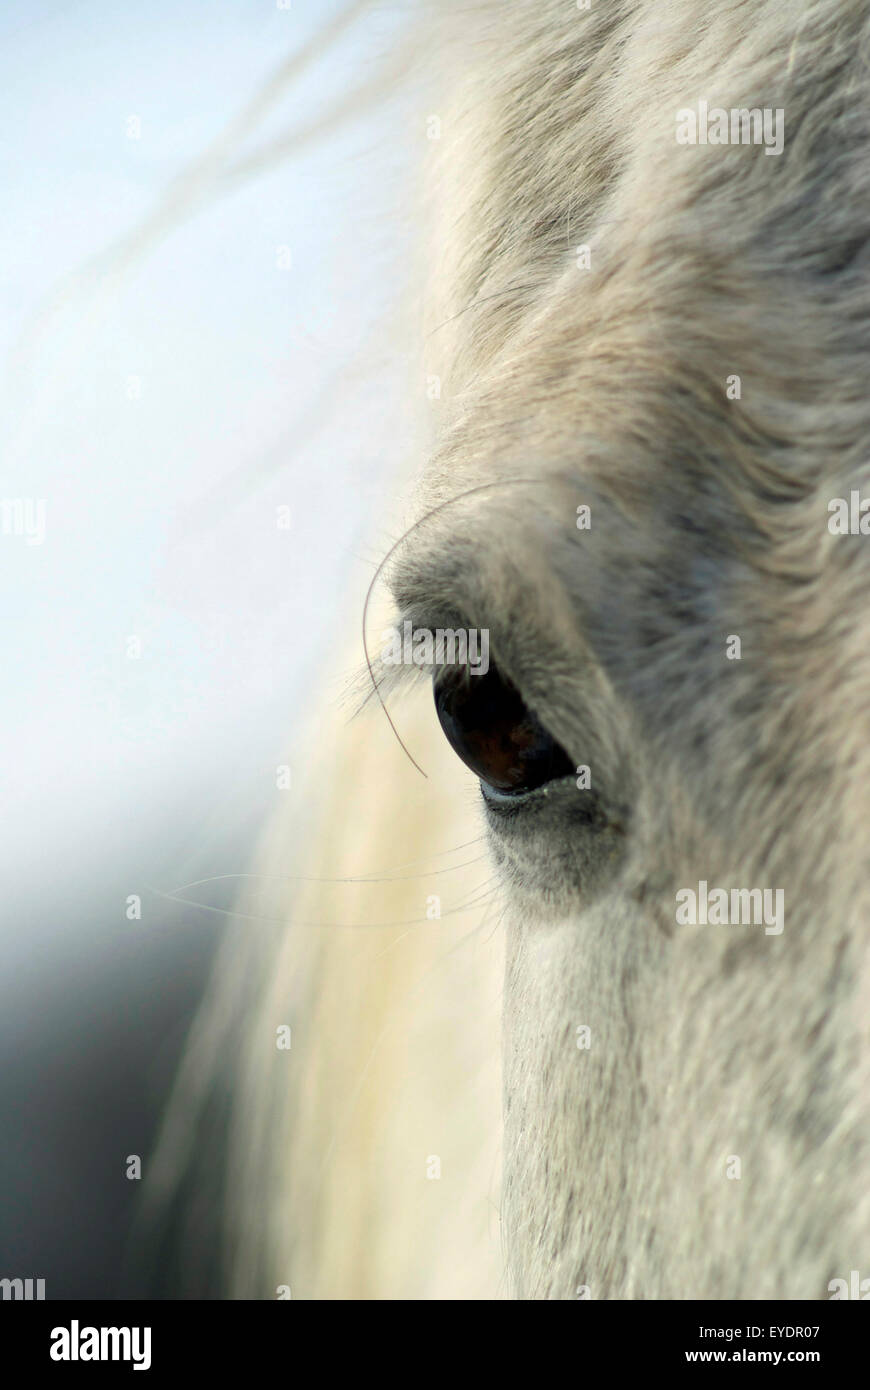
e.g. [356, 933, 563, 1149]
[151, 0, 870, 1299]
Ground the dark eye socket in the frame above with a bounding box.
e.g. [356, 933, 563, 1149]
[434, 662, 574, 795]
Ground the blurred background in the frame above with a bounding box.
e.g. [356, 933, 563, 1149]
[0, 0, 423, 1296]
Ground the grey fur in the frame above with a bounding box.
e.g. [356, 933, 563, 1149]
[395, 0, 870, 1298]
[152, 0, 870, 1299]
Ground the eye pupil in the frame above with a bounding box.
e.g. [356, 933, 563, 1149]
[434, 663, 574, 795]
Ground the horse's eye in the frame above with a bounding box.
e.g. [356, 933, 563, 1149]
[434, 663, 574, 795]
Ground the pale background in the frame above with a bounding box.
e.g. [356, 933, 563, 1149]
[0, 0, 423, 1295]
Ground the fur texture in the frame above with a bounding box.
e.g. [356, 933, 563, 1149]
[153, 0, 870, 1298]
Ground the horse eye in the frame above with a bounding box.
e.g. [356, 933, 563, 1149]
[434, 662, 574, 795]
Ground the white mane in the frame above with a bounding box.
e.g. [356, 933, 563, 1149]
[149, 0, 870, 1299]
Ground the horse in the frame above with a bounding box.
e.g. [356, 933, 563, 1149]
[148, 0, 870, 1299]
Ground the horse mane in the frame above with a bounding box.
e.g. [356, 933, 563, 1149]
[143, 0, 870, 1298]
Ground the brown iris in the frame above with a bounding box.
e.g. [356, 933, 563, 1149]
[434, 663, 574, 795]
